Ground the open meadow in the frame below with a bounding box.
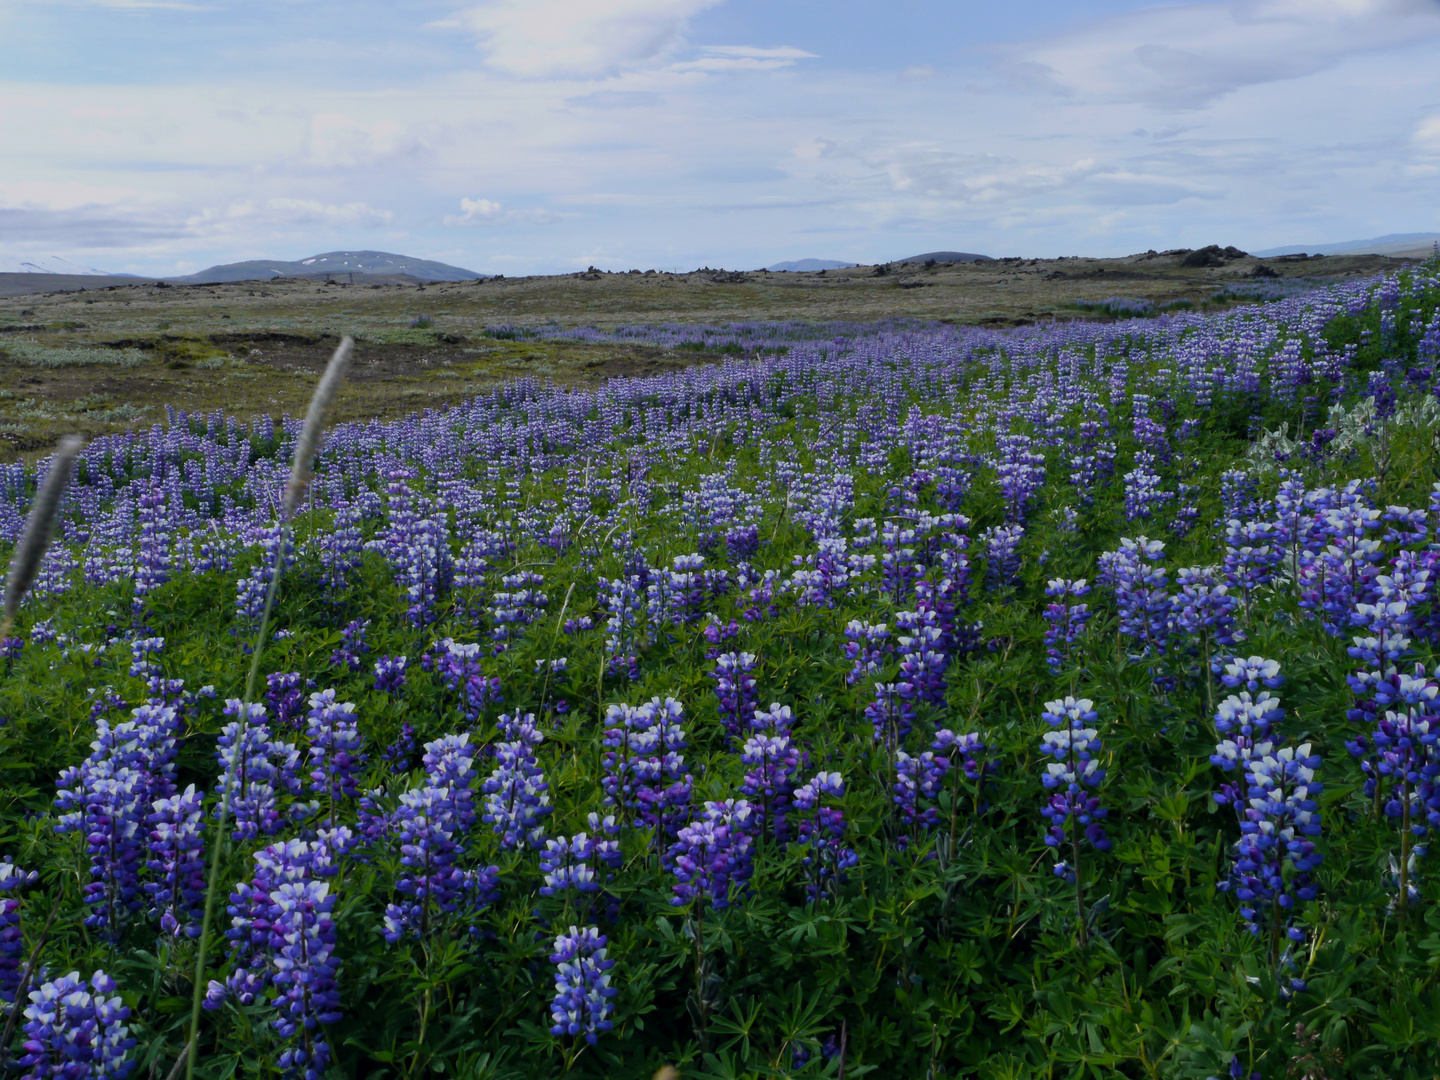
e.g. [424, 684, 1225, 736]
[0, 249, 1399, 461]
[0, 252, 1438, 1079]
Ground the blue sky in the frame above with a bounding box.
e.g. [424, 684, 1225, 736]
[2, 0, 1438, 275]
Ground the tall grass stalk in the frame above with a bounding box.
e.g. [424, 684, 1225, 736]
[182, 338, 353, 1080]
[1, 435, 84, 642]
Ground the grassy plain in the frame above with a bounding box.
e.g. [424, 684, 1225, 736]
[0, 249, 1408, 459]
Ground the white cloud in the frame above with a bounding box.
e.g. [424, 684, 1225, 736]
[437, 0, 725, 77]
[305, 113, 420, 169]
[670, 44, 816, 72]
[257, 198, 394, 225]
[1002, 0, 1440, 109]
[1417, 112, 1440, 150]
[445, 197, 564, 226]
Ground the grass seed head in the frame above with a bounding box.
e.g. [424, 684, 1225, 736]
[2, 434, 85, 638]
[283, 336, 353, 520]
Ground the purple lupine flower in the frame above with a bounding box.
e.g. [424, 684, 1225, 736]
[539, 834, 601, 898]
[265, 672, 311, 731]
[1220, 656, 1284, 693]
[1369, 673, 1440, 914]
[995, 432, 1045, 523]
[384, 785, 469, 940]
[1227, 744, 1323, 964]
[236, 525, 294, 628]
[792, 773, 856, 900]
[145, 783, 206, 938]
[304, 690, 366, 826]
[894, 610, 948, 707]
[372, 478, 453, 627]
[1038, 698, 1111, 884]
[214, 836, 348, 1011]
[865, 682, 915, 752]
[587, 812, 622, 876]
[668, 799, 756, 911]
[317, 505, 364, 601]
[711, 651, 758, 740]
[981, 524, 1023, 590]
[127, 636, 164, 682]
[1122, 452, 1172, 521]
[1219, 470, 1261, 524]
[548, 926, 617, 1046]
[328, 618, 370, 672]
[433, 638, 502, 725]
[380, 732, 497, 941]
[1223, 519, 1283, 622]
[423, 733, 479, 830]
[132, 486, 170, 618]
[491, 571, 548, 649]
[481, 713, 552, 850]
[2, 635, 24, 665]
[880, 521, 920, 603]
[215, 699, 307, 841]
[267, 879, 344, 1079]
[740, 732, 803, 842]
[1066, 420, 1116, 507]
[894, 750, 946, 843]
[597, 573, 644, 678]
[1211, 691, 1284, 814]
[1102, 537, 1172, 657]
[381, 723, 417, 770]
[20, 970, 135, 1080]
[55, 704, 181, 935]
[927, 728, 996, 817]
[0, 859, 38, 1003]
[373, 654, 408, 694]
[648, 553, 714, 628]
[724, 523, 760, 563]
[749, 702, 795, 734]
[700, 617, 741, 659]
[1173, 566, 1242, 670]
[1042, 578, 1091, 674]
[602, 698, 692, 841]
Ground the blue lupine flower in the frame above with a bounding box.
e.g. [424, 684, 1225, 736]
[145, 783, 206, 938]
[548, 926, 617, 1046]
[539, 834, 601, 898]
[711, 651, 758, 739]
[668, 799, 757, 911]
[214, 700, 307, 841]
[1038, 698, 1110, 883]
[793, 772, 857, 899]
[374, 656, 408, 696]
[0, 858, 38, 1003]
[481, 714, 552, 850]
[20, 969, 135, 1080]
[1042, 578, 1091, 674]
[304, 689, 366, 826]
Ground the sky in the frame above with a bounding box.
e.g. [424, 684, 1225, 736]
[1, 0, 1438, 276]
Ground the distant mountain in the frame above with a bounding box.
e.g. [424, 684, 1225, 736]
[895, 250, 993, 264]
[9, 256, 118, 275]
[1253, 233, 1440, 259]
[766, 258, 858, 272]
[175, 250, 486, 284]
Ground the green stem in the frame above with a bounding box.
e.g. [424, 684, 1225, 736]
[184, 525, 289, 1080]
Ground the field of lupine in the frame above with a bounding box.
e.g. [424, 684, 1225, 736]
[1, 255, 1439, 1080]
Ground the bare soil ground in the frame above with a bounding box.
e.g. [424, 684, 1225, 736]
[0, 249, 1411, 461]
